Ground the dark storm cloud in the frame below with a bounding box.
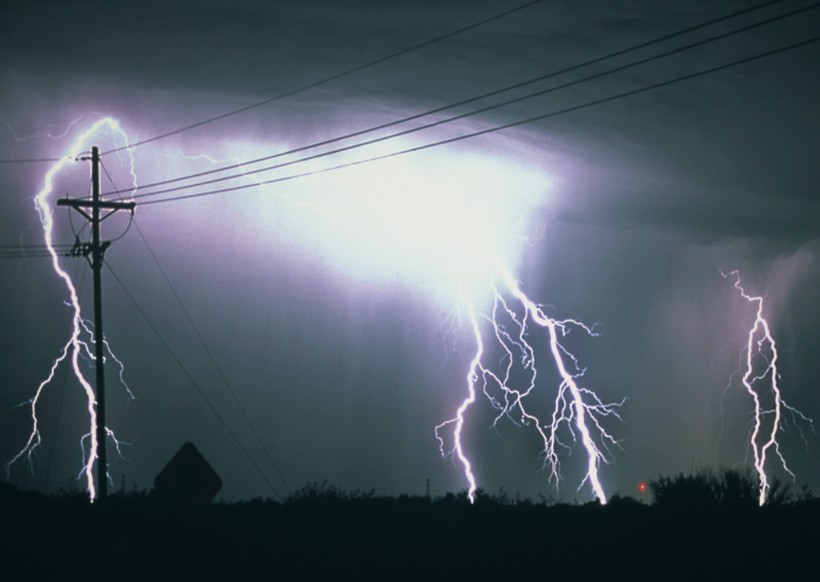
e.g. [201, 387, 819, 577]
[3, 0, 502, 96]
[558, 185, 820, 249]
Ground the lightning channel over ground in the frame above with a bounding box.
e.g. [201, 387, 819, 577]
[6, 117, 133, 501]
[151, 134, 623, 505]
[9, 117, 621, 504]
[436, 267, 623, 504]
[724, 270, 815, 505]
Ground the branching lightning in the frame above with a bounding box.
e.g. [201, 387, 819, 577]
[165, 139, 622, 504]
[8, 116, 623, 505]
[724, 270, 815, 505]
[6, 117, 134, 501]
[78, 317, 136, 401]
[436, 267, 623, 504]
[177, 137, 622, 504]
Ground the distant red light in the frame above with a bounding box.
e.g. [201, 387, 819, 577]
[638, 481, 648, 494]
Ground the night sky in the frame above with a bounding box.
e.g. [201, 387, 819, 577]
[1, 0, 818, 502]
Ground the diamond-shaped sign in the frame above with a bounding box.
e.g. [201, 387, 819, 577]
[154, 442, 222, 505]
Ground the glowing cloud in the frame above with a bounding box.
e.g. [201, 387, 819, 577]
[239, 138, 551, 304]
[12, 118, 622, 504]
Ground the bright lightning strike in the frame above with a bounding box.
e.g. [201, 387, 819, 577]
[78, 317, 136, 401]
[436, 267, 623, 504]
[6, 117, 134, 501]
[147, 132, 621, 504]
[8, 116, 620, 505]
[724, 270, 814, 505]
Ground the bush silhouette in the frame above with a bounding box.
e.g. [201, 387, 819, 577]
[649, 468, 794, 508]
[285, 480, 375, 504]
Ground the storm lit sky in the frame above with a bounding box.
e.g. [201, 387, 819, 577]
[1, 0, 818, 502]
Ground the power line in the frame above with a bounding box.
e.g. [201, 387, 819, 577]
[0, 157, 64, 164]
[0, 244, 77, 259]
[94, 162, 134, 248]
[132, 218, 292, 495]
[0, 253, 60, 258]
[105, 262, 283, 500]
[0, 253, 56, 258]
[107, 0, 792, 199]
[100, 0, 547, 156]
[104, 130, 279, 497]
[0, 244, 75, 249]
[99, 161, 290, 496]
[137, 36, 820, 206]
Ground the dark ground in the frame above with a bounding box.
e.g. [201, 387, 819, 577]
[2, 481, 818, 580]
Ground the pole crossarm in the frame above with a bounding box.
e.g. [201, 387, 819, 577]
[56, 198, 136, 211]
[57, 198, 136, 223]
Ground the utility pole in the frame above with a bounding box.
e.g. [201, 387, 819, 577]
[57, 146, 135, 500]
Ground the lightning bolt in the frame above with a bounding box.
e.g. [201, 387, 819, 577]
[78, 316, 136, 401]
[436, 266, 623, 504]
[9, 116, 620, 505]
[6, 117, 134, 501]
[724, 270, 814, 505]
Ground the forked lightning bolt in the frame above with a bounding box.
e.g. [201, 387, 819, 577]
[436, 267, 623, 504]
[724, 270, 814, 505]
[6, 118, 134, 501]
[8, 117, 621, 505]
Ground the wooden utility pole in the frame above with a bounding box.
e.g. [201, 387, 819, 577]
[57, 146, 135, 500]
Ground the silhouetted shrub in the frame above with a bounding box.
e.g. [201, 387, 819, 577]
[606, 493, 646, 508]
[649, 468, 782, 508]
[284, 480, 375, 504]
[1, 478, 818, 579]
[438, 489, 476, 505]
